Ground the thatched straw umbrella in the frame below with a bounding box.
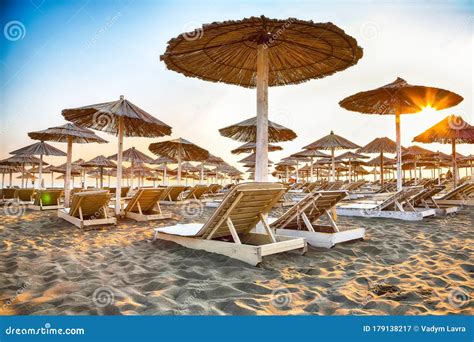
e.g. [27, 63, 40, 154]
[161, 16, 363, 181]
[28, 123, 107, 204]
[203, 154, 226, 184]
[177, 162, 200, 185]
[459, 154, 474, 179]
[9, 141, 66, 189]
[150, 156, 176, 185]
[80, 155, 117, 188]
[231, 142, 282, 155]
[62, 95, 172, 215]
[292, 149, 329, 182]
[358, 137, 398, 186]
[276, 159, 297, 182]
[336, 151, 369, 183]
[0, 155, 45, 188]
[339, 77, 463, 190]
[304, 131, 360, 182]
[0, 165, 20, 188]
[51, 159, 84, 188]
[401, 145, 436, 184]
[413, 115, 474, 187]
[238, 153, 274, 165]
[149, 138, 209, 184]
[108, 147, 154, 190]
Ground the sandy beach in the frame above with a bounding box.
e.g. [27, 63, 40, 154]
[0, 203, 472, 316]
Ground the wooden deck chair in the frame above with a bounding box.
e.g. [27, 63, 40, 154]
[208, 184, 222, 193]
[58, 190, 116, 228]
[124, 188, 172, 221]
[28, 189, 63, 211]
[161, 186, 188, 203]
[183, 185, 209, 200]
[336, 187, 436, 221]
[435, 182, 474, 206]
[153, 183, 307, 266]
[270, 190, 365, 248]
[409, 185, 458, 216]
[16, 189, 35, 203]
[1, 188, 17, 202]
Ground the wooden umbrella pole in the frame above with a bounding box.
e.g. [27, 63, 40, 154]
[9, 170, 12, 187]
[380, 152, 384, 186]
[51, 171, 54, 187]
[200, 162, 204, 184]
[395, 110, 402, 191]
[100, 167, 103, 188]
[38, 154, 43, 190]
[21, 163, 25, 188]
[115, 116, 124, 216]
[65, 136, 73, 204]
[130, 160, 134, 190]
[255, 44, 269, 182]
[452, 139, 457, 187]
[414, 158, 418, 185]
[310, 157, 314, 182]
[177, 149, 182, 184]
[331, 147, 335, 182]
[296, 160, 299, 182]
[163, 164, 167, 185]
[348, 160, 352, 183]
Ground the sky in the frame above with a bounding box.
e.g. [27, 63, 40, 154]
[0, 0, 473, 185]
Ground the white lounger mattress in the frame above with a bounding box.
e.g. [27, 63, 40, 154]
[156, 223, 203, 236]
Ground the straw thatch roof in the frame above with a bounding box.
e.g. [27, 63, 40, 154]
[339, 77, 464, 115]
[204, 153, 225, 165]
[108, 147, 154, 164]
[160, 16, 363, 88]
[365, 155, 396, 166]
[336, 151, 369, 160]
[460, 154, 474, 162]
[62, 96, 172, 138]
[0, 165, 21, 173]
[304, 131, 360, 150]
[276, 159, 297, 166]
[219, 116, 297, 142]
[150, 156, 177, 164]
[28, 123, 107, 144]
[238, 153, 273, 165]
[402, 145, 436, 161]
[9, 141, 66, 157]
[413, 115, 474, 144]
[291, 149, 329, 158]
[149, 138, 209, 162]
[275, 164, 295, 172]
[358, 137, 398, 154]
[231, 142, 282, 154]
[81, 155, 117, 168]
[0, 155, 45, 166]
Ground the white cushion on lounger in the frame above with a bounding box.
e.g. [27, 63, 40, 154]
[156, 223, 203, 236]
[338, 203, 378, 209]
[267, 217, 277, 224]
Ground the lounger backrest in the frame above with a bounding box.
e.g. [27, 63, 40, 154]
[125, 188, 164, 213]
[197, 183, 286, 239]
[69, 190, 110, 218]
[381, 187, 423, 211]
[410, 186, 444, 206]
[2, 188, 17, 199]
[17, 189, 35, 201]
[208, 184, 222, 193]
[184, 185, 209, 200]
[270, 190, 347, 230]
[439, 182, 473, 200]
[33, 189, 63, 206]
[167, 186, 187, 201]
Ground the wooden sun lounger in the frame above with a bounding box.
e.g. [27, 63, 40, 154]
[160, 186, 188, 203]
[58, 190, 116, 228]
[28, 189, 63, 211]
[435, 182, 474, 207]
[409, 185, 458, 216]
[124, 188, 172, 221]
[153, 183, 307, 266]
[270, 190, 365, 248]
[336, 186, 436, 221]
[183, 185, 209, 200]
[16, 189, 35, 204]
[1, 188, 17, 203]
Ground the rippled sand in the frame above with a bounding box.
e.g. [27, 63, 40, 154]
[0, 202, 472, 315]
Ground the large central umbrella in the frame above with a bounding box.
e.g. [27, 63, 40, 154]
[161, 16, 363, 181]
[9, 141, 66, 189]
[339, 77, 463, 190]
[304, 131, 360, 182]
[80, 155, 117, 188]
[62, 96, 172, 215]
[28, 123, 107, 204]
[149, 138, 209, 184]
[413, 115, 474, 187]
[358, 137, 398, 186]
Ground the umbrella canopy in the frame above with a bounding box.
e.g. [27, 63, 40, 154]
[358, 137, 399, 185]
[219, 116, 297, 143]
[81, 155, 117, 188]
[150, 156, 176, 185]
[413, 115, 474, 186]
[62, 95, 172, 215]
[366, 155, 396, 166]
[0, 156, 45, 188]
[149, 138, 209, 183]
[28, 123, 107, 203]
[339, 77, 463, 190]
[231, 141, 282, 155]
[336, 151, 369, 183]
[108, 147, 154, 164]
[238, 153, 273, 165]
[161, 16, 362, 181]
[304, 130, 360, 181]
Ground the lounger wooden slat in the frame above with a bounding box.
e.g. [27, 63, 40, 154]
[125, 188, 173, 221]
[28, 189, 63, 211]
[154, 183, 307, 266]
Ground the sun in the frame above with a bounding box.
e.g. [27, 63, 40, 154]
[420, 105, 436, 115]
